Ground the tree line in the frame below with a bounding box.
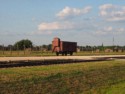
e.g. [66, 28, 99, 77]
[78, 45, 125, 52]
[0, 39, 125, 52]
[0, 39, 52, 51]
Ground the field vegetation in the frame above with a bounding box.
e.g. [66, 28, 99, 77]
[0, 60, 125, 94]
[0, 51, 125, 57]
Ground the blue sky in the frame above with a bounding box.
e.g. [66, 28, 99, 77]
[0, 0, 125, 46]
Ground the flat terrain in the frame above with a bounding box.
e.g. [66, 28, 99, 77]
[0, 60, 125, 94]
[0, 51, 125, 57]
[0, 55, 125, 62]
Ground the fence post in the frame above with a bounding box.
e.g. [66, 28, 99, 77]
[17, 44, 19, 55]
[24, 45, 25, 55]
[30, 45, 32, 54]
[3, 44, 4, 55]
[10, 46, 12, 55]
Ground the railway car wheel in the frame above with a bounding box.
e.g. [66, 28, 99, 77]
[56, 52, 59, 56]
[70, 52, 73, 56]
[65, 52, 67, 56]
[62, 53, 64, 56]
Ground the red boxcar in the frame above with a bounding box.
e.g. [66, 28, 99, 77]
[52, 37, 77, 56]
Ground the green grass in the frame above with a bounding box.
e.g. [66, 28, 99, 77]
[0, 60, 125, 94]
[0, 51, 55, 57]
[0, 50, 125, 57]
[105, 82, 125, 94]
[75, 51, 125, 56]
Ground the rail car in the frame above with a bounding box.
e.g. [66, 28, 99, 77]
[52, 37, 77, 56]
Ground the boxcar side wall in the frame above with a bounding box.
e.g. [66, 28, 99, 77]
[60, 41, 77, 52]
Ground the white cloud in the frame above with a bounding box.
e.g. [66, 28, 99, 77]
[99, 4, 115, 11]
[38, 22, 60, 31]
[99, 4, 125, 21]
[94, 26, 125, 35]
[37, 20, 95, 34]
[116, 28, 125, 34]
[105, 26, 113, 32]
[38, 21, 75, 31]
[56, 6, 92, 19]
[95, 26, 113, 35]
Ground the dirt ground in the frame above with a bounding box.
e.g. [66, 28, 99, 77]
[0, 55, 125, 62]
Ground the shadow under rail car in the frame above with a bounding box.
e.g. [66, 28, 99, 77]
[0, 57, 113, 68]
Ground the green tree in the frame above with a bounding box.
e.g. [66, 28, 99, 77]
[42, 44, 47, 49]
[14, 39, 33, 50]
[47, 44, 52, 51]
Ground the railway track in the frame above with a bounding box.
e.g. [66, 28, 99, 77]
[0, 58, 110, 68]
[0, 55, 125, 68]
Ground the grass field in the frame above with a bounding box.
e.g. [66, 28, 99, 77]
[0, 50, 125, 57]
[0, 51, 55, 57]
[0, 60, 125, 94]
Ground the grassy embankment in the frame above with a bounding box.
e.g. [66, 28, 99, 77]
[0, 60, 125, 94]
[0, 51, 125, 57]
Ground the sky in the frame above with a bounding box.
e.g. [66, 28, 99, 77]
[0, 0, 125, 46]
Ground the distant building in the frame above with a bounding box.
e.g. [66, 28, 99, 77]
[105, 49, 113, 53]
[118, 49, 124, 52]
[95, 49, 100, 53]
[77, 48, 80, 52]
